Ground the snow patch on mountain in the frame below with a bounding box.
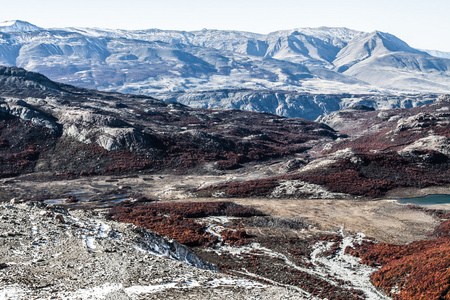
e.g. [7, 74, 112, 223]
[0, 20, 42, 32]
[424, 49, 450, 59]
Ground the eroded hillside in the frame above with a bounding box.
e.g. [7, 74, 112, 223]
[0, 66, 336, 179]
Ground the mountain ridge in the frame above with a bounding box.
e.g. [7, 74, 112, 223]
[1, 21, 449, 97]
[1, 21, 450, 121]
[0, 20, 42, 32]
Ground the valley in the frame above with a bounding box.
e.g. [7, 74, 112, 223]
[1, 170, 448, 299]
[1, 171, 444, 244]
[0, 63, 449, 299]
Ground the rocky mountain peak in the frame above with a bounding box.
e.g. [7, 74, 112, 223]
[0, 20, 41, 32]
[0, 66, 67, 98]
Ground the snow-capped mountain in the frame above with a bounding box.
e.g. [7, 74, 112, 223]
[1, 21, 449, 94]
[62, 26, 361, 68]
[333, 31, 450, 91]
[0, 21, 449, 119]
[0, 23, 373, 95]
[0, 20, 41, 32]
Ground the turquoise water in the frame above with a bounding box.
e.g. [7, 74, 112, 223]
[397, 194, 450, 205]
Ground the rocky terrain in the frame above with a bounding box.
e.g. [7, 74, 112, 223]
[0, 66, 337, 180]
[1, 66, 449, 199]
[0, 66, 449, 299]
[0, 201, 310, 299]
[198, 95, 450, 198]
[1, 188, 447, 299]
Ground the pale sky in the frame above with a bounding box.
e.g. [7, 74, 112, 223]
[2, 0, 449, 51]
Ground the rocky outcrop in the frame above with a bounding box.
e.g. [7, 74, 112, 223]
[0, 98, 59, 132]
[399, 135, 450, 156]
[196, 98, 450, 198]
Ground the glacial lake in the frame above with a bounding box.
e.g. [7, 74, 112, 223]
[397, 194, 450, 206]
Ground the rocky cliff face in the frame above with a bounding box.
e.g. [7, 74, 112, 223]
[160, 90, 439, 120]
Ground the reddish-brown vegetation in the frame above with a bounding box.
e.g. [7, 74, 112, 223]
[198, 177, 281, 198]
[197, 150, 450, 198]
[301, 168, 397, 198]
[347, 212, 450, 300]
[220, 229, 251, 246]
[0, 118, 57, 178]
[301, 152, 449, 197]
[45, 139, 152, 177]
[108, 201, 262, 247]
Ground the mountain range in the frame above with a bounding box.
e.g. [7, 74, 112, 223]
[0, 20, 449, 119]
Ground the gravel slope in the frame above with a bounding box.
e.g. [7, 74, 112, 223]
[0, 202, 311, 299]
